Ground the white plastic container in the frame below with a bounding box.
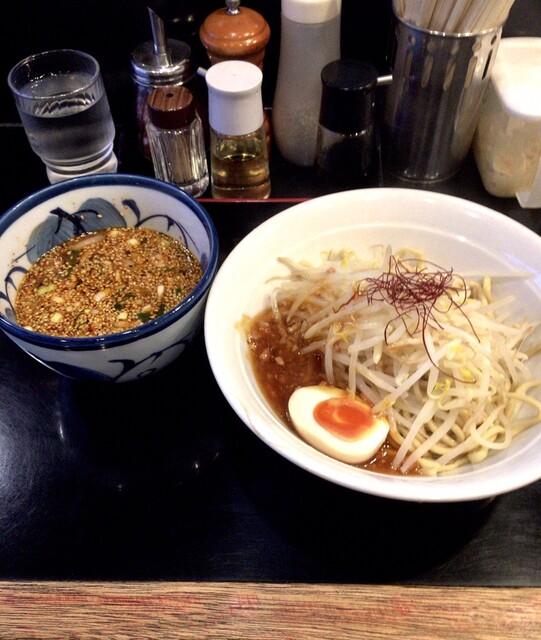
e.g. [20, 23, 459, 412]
[473, 38, 541, 208]
[272, 0, 341, 167]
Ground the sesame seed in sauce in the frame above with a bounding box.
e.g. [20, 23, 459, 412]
[15, 227, 203, 337]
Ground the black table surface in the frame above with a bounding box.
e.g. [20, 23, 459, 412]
[1, 124, 540, 586]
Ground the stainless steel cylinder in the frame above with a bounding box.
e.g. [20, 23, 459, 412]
[383, 11, 503, 182]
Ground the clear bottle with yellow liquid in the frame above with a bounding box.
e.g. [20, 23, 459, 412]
[205, 60, 270, 199]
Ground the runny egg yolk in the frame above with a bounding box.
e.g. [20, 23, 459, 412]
[288, 385, 390, 464]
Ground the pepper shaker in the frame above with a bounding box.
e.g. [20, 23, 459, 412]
[199, 0, 271, 69]
[146, 86, 209, 198]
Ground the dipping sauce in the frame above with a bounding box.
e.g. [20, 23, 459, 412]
[16, 227, 203, 337]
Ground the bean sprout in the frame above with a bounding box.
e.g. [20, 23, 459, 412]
[267, 245, 541, 476]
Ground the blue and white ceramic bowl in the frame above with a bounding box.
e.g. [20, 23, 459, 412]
[0, 174, 218, 383]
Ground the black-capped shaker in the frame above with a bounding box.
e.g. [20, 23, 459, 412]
[316, 59, 378, 181]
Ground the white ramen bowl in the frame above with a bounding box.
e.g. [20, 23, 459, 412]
[0, 174, 218, 383]
[204, 188, 541, 502]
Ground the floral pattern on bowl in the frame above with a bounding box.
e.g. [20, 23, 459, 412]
[0, 174, 218, 383]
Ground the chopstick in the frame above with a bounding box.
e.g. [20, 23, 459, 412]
[494, 0, 518, 25]
[394, 0, 406, 19]
[402, 0, 420, 23]
[457, 0, 489, 32]
[418, 0, 438, 30]
[428, 1, 453, 31]
[395, 0, 516, 32]
[445, 0, 474, 32]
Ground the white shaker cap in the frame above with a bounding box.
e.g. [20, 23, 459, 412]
[282, 0, 341, 24]
[491, 38, 541, 121]
[205, 60, 264, 136]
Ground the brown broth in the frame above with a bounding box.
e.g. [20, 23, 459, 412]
[245, 305, 421, 476]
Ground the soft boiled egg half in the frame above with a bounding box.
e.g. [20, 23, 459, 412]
[288, 385, 390, 464]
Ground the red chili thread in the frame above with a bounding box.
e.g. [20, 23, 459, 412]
[336, 255, 479, 379]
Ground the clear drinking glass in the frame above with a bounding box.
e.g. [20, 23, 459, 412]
[8, 49, 118, 183]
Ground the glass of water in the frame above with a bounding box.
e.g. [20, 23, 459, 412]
[8, 49, 118, 183]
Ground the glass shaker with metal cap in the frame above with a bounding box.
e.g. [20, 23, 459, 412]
[131, 7, 207, 159]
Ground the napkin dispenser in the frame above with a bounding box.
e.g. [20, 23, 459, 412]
[473, 37, 541, 208]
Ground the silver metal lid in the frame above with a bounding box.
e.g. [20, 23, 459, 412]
[131, 38, 194, 86]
